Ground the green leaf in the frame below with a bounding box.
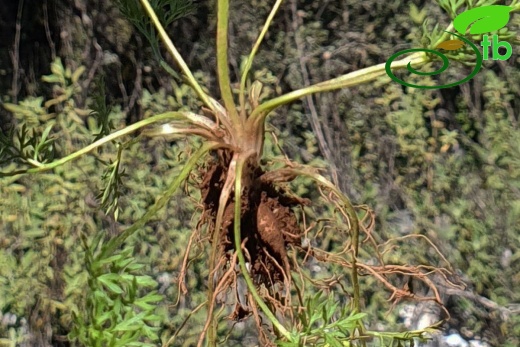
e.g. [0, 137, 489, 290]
[71, 66, 86, 83]
[134, 275, 158, 287]
[325, 334, 344, 347]
[93, 289, 113, 306]
[41, 74, 62, 84]
[98, 274, 124, 294]
[40, 125, 53, 144]
[347, 312, 367, 321]
[113, 297, 123, 315]
[50, 58, 65, 77]
[128, 276, 137, 302]
[453, 5, 512, 35]
[126, 263, 145, 271]
[95, 311, 114, 328]
[98, 273, 124, 281]
[133, 300, 155, 311]
[139, 292, 163, 303]
[114, 258, 135, 271]
[96, 253, 124, 266]
[112, 312, 146, 332]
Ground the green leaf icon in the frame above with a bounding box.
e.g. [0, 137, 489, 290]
[453, 5, 512, 35]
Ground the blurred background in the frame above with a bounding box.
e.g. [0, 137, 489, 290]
[0, 0, 519, 346]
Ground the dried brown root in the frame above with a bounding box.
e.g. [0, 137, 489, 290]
[197, 149, 308, 320]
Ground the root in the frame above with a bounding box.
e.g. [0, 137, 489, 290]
[191, 149, 458, 343]
[198, 150, 306, 291]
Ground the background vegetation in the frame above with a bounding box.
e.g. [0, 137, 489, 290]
[0, 0, 519, 346]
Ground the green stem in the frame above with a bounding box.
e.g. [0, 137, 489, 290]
[233, 151, 292, 341]
[139, 0, 215, 111]
[248, 51, 428, 126]
[1, 112, 192, 177]
[216, 0, 241, 127]
[239, 0, 284, 116]
[433, 23, 454, 47]
[160, 59, 181, 81]
[98, 141, 221, 260]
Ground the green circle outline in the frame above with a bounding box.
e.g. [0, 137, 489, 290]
[385, 31, 483, 89]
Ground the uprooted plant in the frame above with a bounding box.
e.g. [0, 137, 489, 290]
[5, 0, 516, 345]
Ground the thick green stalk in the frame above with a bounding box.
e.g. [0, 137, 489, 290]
[216, 0, 241, 128]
